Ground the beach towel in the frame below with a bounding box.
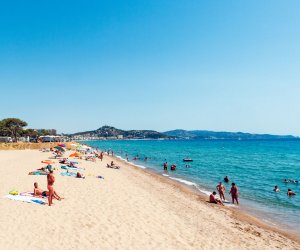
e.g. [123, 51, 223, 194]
[60, 172, 77, 177]
[28, 171, 48, 175]
[4, 194, 46, 205]
[20, 191, 47, 198]
[61, 165, 84, 171]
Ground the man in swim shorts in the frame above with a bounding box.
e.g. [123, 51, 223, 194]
[230, 183, 239, 205]
[216, 182, 226, 201]
[209, 192, 224, 206]
[33, 182, 48, 197]
[34, 182, 61, 200]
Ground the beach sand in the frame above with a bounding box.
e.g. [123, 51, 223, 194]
[0, 149, 299, 250]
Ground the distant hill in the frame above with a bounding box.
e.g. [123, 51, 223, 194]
[70, 126, 169, 139]
[163, 129, 299, 140]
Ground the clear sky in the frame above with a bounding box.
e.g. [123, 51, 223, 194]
[0, 0, 299, 135]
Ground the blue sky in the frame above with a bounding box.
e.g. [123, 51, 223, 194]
[0, 0, 299, 135]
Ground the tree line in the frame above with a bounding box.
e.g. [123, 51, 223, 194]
[0, 118, 56, 142]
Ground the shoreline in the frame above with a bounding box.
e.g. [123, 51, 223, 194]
[108, 153, 300, 243]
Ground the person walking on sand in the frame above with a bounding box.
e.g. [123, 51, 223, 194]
[216, 182, 226, 201]
[47, 170, 56, 206]
[229, 183, 239, 205]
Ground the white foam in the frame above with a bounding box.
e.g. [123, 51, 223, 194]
[162, 174, 169, 177]
[169, 177, 197, 186]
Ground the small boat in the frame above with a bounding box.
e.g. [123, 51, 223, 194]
[183, 158, 193, 162]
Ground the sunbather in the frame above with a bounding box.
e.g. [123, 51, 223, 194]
[106, 161, 120, 169]
[33, 182, 62, 200]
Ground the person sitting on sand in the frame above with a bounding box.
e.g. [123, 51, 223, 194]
[224, 176, 229, 183]
[107, 161, 120, 169]
[76, 172, 85, 179]
[209, 192, 224, 206]
[229, 183, 239, 205]
[216, 182, 226, 201]
[33, 182, 61, 200]
[273, 185, 280, 192]
[287, 188, 296, 196]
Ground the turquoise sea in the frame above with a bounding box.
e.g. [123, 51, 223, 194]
[85, 140, 300, 232]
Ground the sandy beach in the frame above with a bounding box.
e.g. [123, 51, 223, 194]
[0, 148, 299, 250]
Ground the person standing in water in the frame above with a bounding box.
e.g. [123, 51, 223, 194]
[163, 162, 168, 171]
[216, 182, 226, 201]
[229, 183, 239, 205]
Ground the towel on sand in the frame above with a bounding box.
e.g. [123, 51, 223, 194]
[60, 172, 77, 177]
[4, 194, 46, 205]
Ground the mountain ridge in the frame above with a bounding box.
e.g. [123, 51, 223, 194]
[163, 129, 299, 140]
[69, 126, 299, 140]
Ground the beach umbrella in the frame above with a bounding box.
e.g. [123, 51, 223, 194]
[69, 152, 82, 157]
[54, 146, 65, 152]
[41, 160, 55, 164]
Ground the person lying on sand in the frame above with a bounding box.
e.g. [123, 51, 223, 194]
[33, 182, 62, 200]
[59, 158, 69, 164]
[209, 192, 224, 206]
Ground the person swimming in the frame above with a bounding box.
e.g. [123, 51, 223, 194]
[273, 185, 280, 192]
[287, 188, 296, 196]
[170, 164, 176, 171]
[224, 176, 229, 183]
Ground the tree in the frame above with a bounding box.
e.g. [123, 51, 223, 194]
[1, 118, 28, 142]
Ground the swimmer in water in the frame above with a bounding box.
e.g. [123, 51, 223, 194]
[224, 176, 229, 183]
[273, 185, 280, 192]
[287, 189, 296, 196]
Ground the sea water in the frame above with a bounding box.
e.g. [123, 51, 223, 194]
[84, 140, 300, 232]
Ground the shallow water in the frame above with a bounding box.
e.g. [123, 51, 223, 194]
[85, 140, 300, 232]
